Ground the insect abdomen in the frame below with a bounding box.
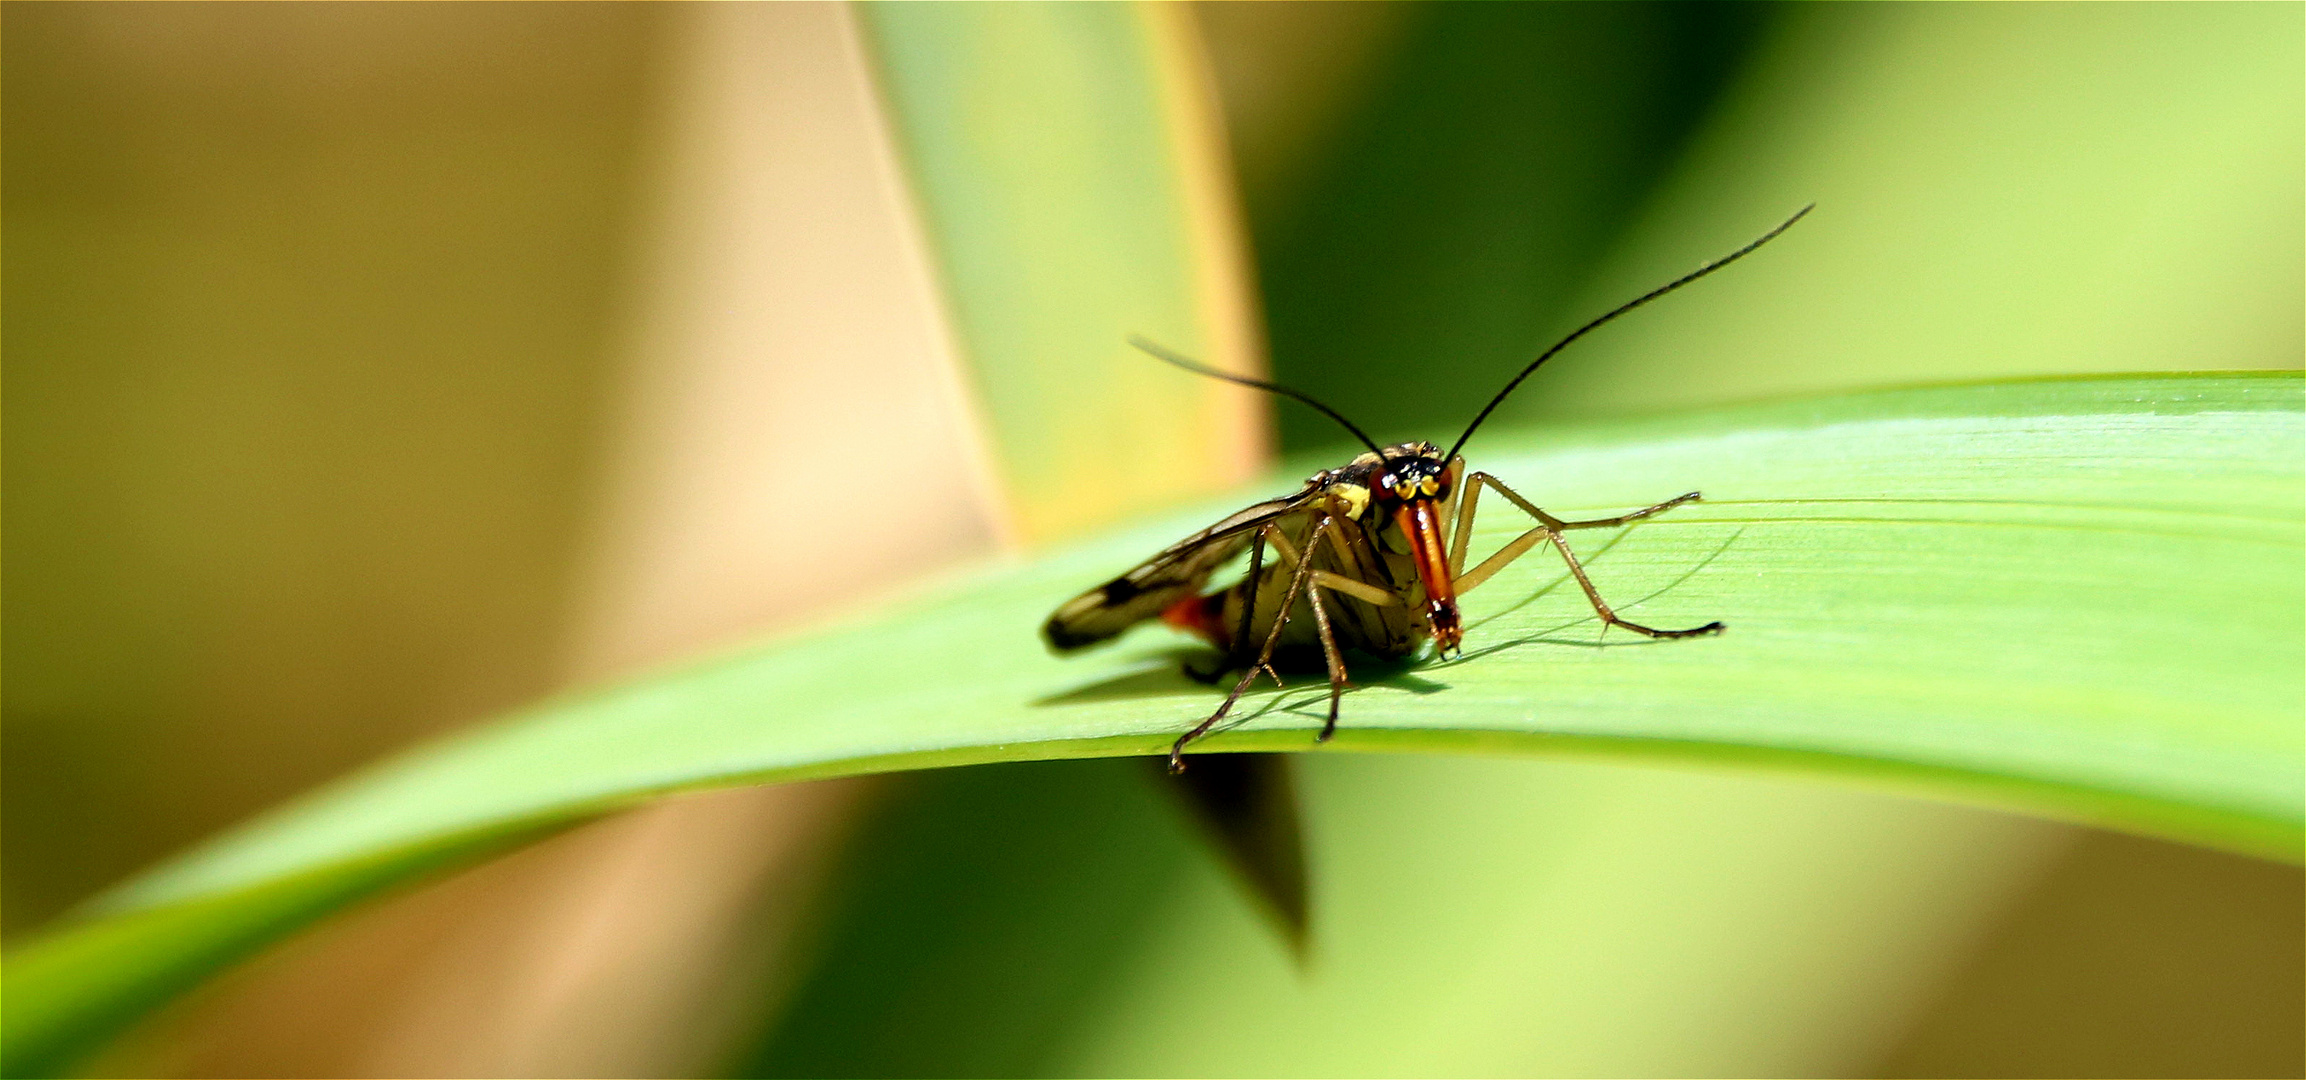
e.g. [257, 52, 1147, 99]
[1159, 591, 1232, 651]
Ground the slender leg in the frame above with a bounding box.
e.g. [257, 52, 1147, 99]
[1320, 510, 1400, 648]
[1553, 491, 1700, 530]
[1541, 529, 1722, 638]
[1448, 458, 1480, 578]
[1261, 500, 1363, 610]
[1230, 528, 1266, 667]
[1301, 571, 1351, 741]
[1183, 526, 1268, 686]
[1262, 520, 1303, 566]
[1309, 569, 1397, 607]
[1320, 508, 1367, 572]
[1455, 525, 1549, 595]
[1474, 472, 1700, 532]
[1171, 514, 1334, 772]
[1302, 500, 1393, 740]
[1191, 523, 1296, 688]
[1239, 524, 1298, 688]
[1453, 472, 1722, 639]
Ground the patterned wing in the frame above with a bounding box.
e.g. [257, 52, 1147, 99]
[1042, 493, 1312, 652]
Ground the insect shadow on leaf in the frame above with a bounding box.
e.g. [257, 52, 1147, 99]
[1451, 524, 1748, 662]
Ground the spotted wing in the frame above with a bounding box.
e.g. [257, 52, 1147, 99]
[1042, 493, 1312, 652]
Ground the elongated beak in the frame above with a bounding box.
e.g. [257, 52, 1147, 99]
[1393, 498, 1462, 655]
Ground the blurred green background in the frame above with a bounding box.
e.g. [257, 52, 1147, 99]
[6, 2, 2299, 1076]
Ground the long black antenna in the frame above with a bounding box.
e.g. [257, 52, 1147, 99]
[1446, 204, 1814, 462]
[1128, 334, 1387, 457]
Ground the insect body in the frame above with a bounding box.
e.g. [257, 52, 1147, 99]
[1045, 207, 1811, 771]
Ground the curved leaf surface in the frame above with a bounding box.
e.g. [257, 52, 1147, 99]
[5, 372, 2300, 1076]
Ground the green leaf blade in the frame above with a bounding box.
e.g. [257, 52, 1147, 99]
[80, 373, 2306, 901]
[6, 373, 2299, 1076]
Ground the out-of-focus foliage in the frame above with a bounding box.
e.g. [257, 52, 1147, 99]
[1248, 3, 2301, 445]
[1525, 2, 2302, 420]
[5, 3, 2299, 1077]
[862, 2, 1260, 543]
[1244, 2, 1773, 449]
[2, 2, 667, 939]
[4, 5, 1251, 1072]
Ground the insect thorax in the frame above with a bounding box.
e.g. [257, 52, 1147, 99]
[1317, 441, 1449, 512]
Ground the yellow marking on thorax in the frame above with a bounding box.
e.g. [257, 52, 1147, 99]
[1328, 482, 1370, 518]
